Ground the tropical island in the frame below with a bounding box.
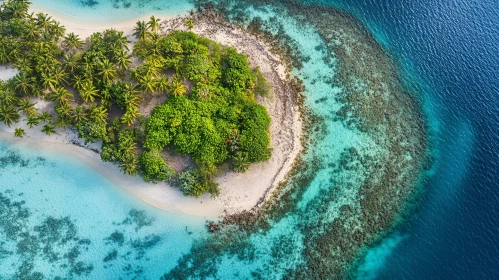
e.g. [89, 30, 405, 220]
[0, 0, 285, 199]
[0, 0, 431, 279]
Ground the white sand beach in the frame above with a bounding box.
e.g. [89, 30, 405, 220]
[0, 8, 303, 219]
[28, 4, 163, 38]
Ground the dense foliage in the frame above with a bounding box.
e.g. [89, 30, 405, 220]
[0, 0, 272, 197]
[140, 151, 175, 183]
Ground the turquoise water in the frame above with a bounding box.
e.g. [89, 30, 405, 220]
[4, 0, 424, 278]
[3, 0, 427, 278]
[4, 0, 493, 279]
[313, 0, 498, 278]
[0, 140, 206, 278]
[158, 2, 427, 277]
[31, 0, 193, 22]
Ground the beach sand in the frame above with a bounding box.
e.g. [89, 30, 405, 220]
[0, 8, 303, 219]
[28, 4, 161, 38]
[0, 64, 18, 81]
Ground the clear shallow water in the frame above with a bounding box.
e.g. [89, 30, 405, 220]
[3, 0, 497, 279]
[0, 140, 206, 279]
[31, 0, 193, 22]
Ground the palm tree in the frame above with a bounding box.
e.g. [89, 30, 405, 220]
[114, 31, 130, 52]
[119, 139, 138, 161]
[141, 60, 160, 77]
[13, 73, 34, 95]
[41, 124, 56, 135]
[52, 65, 69, 86]
[119, 157, 139, 177]
[122, 83, 141, 108]
[40, 28, 55, 43]
[139, 74, 157, 94]
[55, 103, 72, 122]
[133, 20, 149, 41]
[0, 91, 18, 106]
[171, 77, 186, 96]
[81, 55, 96, 73]
[79, 82, 99, 102]
[124, 92, 141, 109]
[100, 88, 112, 102]
[115, 51, 132, 71]
[41, 72, 58, 91]
[99, 59, 117, 83]
[36, 52, 54, 66]
[149, 33, 163, 56]
[35, 13, 53, 31]
[62, 32, 84, 52]
[48, 21, 66, 41]
[9, 45, 20, 61]
[14, 58, 33, 73]
[147, 16, 161, 33]
[121, 108, 138, 127]
[32, 40, 52, 56]
[37, 55, 58, 75]
[231, 152, 250, 173]
[26, 11, 35, 21]
[63, 54, 80, 74]
[130, 69, 141, 83]
[0, 105, 20, 127]
[72, 75, 85, 90]
[0, 50, 9, 65]
[38, 111, 52, 123]
[3, 0, 30, 19]
[14, 128, 26, 138]
[23, 22, 41, 41]
[51, 87, 73, 107]
[72, 105, 87, 123]
[90, 106, 107, 123]
[17, 98, 37, 116]
[157, 76, 170, 94]
[25, 114, 41, 128]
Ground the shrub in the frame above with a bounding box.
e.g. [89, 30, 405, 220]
[253, 67, 272, 97]
[177, 169, 219, 198]
[140, 151, 175, 183]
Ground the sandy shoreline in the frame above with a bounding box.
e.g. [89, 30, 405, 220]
[28, 4, 167, 38]
[0, 9, 303, 219]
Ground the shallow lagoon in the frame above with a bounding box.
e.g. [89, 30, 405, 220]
[0, 140, 206, 278]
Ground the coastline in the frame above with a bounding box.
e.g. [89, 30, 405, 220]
[0, 1, 436, 279]
[0, 9, 303, 219]
[164, 3, 429, 278]
[28, 4, 165, 38]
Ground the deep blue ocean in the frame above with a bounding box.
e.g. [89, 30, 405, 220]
[309, 0, 499, 278]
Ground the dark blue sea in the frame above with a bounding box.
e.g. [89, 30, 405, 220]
[308, 0, 499, 278]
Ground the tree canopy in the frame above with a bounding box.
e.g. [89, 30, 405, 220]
[0, 0, 272, 197]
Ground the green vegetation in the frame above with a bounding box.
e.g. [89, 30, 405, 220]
[14, 127, 25, 137]
[140, 151, 175, 183]
[0, 0, 272, 197]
